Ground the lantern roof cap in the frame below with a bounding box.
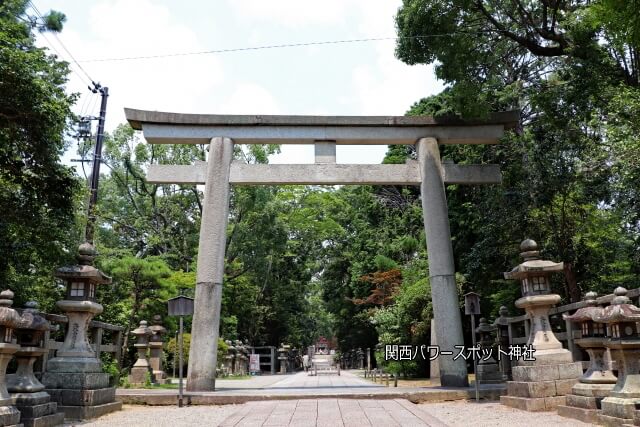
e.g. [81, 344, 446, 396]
[564, 292, 603, 322]
[476, 317, 497, 333]
[55, 243, 111, 285]
[0, 290, 22, 329]
[149, 314, 166, 334]
[595, 288, 640, 324]
[493, 306, 510, 326]
[18, 301, 49, 331]
[132, 320, 152, 336]
[504, 240, 563, 280]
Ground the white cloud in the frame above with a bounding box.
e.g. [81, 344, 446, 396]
[220, 83, 281, 114]
[229, 0, 350, 28]
[351, 41, 443, 115]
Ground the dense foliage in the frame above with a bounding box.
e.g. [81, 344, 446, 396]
[0, 0, 80, 309]
[3, 0, 639, 379]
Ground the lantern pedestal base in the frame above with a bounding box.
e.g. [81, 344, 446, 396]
[476, 361, 506, 384]
[129, 366, 153, 386]
[12, 391, 65, 427]
[557, 383, 615, 424]
[597, 396, 640, 427]
[501, 361, 582, 412]
[152, 371, 168, 384]
[0, 403, 22, 427]
[44, 357, 101, 374]
[42, 371, 120, 421]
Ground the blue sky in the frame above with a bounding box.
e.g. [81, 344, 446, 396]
[33, 0, 444, 164]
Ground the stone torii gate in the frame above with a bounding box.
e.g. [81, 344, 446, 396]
[125, 108, 518, 391]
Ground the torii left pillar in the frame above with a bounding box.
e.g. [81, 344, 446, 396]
[186, 137, 234, 391]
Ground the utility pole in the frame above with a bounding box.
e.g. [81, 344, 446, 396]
[85, 83, 109, 244]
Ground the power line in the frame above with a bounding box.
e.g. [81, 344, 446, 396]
[77, 33, 492, 63]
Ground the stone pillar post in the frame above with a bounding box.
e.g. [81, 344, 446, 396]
[0, 290, 26, 426]
[148, 315, 167, 384]
[417, 137, 468, 387]
[8, 301, 65, 427]
[129, 321, 153, 385]
[43, 243, 122, 420]
[187, 137, 234, 391]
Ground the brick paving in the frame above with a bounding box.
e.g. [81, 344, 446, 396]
[218, 399, 448, 427]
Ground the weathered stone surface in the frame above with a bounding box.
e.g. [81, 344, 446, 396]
[418, 138, 468, 388]
[21, 411, 64, 427]
[598, 413, 634, 427]
[557, 362, 583, 380]
[556, 404, 599, 424]
[58, 401, 122, 420]
[12, 392, 51, 406]
[0, 405, 21, 426]
[565, 393, 600, 409]
[129, 367, 150, 385]
[600, 396, 640, 420]
[555, 378, 579, 395]
[44, 357, 101, 374]
[507, 381, 556, 398]
[515, 351, 574, 366]
[42, 372, 109, 390]
[46, 388, 115, 407]
[512, 365, 559, 382]
[572, 382, 615, 398]
[15, 402, 56, 419]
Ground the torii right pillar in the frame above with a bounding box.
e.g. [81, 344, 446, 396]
[417, 138, 468, 387]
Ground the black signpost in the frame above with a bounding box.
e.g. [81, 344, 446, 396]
[167, 295, 194, 407]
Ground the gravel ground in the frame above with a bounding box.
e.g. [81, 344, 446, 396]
[419, 400, 596, 426]
[64, 400, 596, 426]
[67, 404, 239, 427]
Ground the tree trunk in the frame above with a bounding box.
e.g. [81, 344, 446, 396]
[564, 263, 582, 302]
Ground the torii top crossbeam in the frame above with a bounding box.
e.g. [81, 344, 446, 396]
[125, 108, 518, 145]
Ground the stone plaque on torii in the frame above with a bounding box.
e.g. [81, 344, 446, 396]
[125, 108, 519, 391]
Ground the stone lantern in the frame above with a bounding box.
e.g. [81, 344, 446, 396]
[556, 291, 616, 423]
[0, 290, 26, 426]
[237, 340, 249, 375]
[46, 243, 111, 373]
[8, 301, 65, 427]
[500, 239, 582, 412]
[592, 287, 640, 426]
[129, 320, 153, 385]
[278, 343, 289, 374]
[475, 318, 505, 383]
[493, 306, 511, 379]
[223, 340, 234, 376]
[148, 315, 168, 384]
[42, 243, 122, 420]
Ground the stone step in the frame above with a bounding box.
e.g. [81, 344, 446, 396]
[47, 387, 115, 407]
[500, 395, 566, 412]
[58, 401, 123, 421]
[556, 404, 599, 424]
[21, 411, 65, 427]
[15, 402, 57, 419]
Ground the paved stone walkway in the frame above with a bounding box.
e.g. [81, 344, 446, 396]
[219, 399, 448, 426]
[117, 371, 505, 404]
